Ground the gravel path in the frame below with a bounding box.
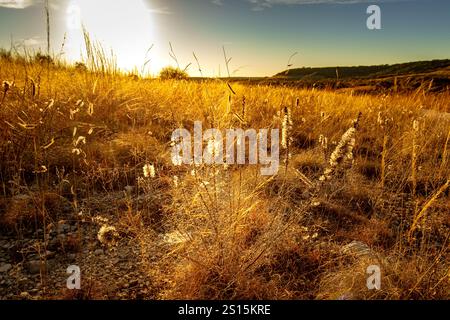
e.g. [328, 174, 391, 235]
[0, 196, 155, 300]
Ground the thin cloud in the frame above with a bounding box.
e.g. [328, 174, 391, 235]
[246, 0, 409, 11]
[0, 0, 61, 10]
[22, 36, 44, 47]
[148, 6, 172, 15]
[0, 0, 34, 9]
[212, 0, 224, 5]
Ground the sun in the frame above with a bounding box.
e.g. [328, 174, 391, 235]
[65, 0, 159, 74]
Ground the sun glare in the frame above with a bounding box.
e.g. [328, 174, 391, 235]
[65, 0, 160, 74]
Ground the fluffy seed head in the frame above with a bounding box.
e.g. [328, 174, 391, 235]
[413, 120, 420, 132]
[97, 225, 119, 246]
[2, 81, 11, 93]
[143, 164, 156, 178]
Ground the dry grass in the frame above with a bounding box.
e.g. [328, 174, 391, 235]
[0, 52, 449, 300]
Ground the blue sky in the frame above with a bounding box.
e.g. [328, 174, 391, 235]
[0, 0, 449, 76]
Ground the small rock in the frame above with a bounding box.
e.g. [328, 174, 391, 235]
[94, 249, 104, 256]
[18, 277, 28, 285]
[0, 263, 12, 273]
[34, 229, 43, 236]
[27, 260, 54, 274]
[45, 250, 55, 259]
[67, 253, 77, 261]
[62, 203, 73, 214]
[129, 279, 138, 287]
[57, 224, 70, 234]
[27, 261, 43, 274]
[48, 239, 59, 251]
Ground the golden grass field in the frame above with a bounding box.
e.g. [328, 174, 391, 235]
[0, 54, 449, 300]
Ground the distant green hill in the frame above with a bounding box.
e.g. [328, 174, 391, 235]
[275, 59, 450, 80]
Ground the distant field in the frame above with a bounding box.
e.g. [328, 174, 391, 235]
[209, 59, 450, 93]
[276, 59, 450, 80]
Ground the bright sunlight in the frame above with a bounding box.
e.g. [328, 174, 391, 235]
[65, 0, 160, 74]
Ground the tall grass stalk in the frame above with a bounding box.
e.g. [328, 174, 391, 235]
[412, 120, 419, 196]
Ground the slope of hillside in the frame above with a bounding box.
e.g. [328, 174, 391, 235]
[275, 59, 450, 80]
